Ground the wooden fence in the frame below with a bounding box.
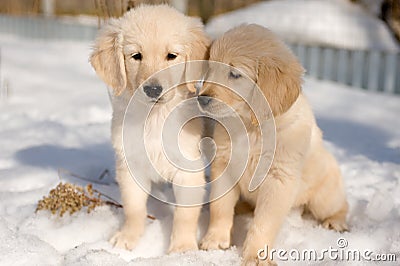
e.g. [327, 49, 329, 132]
[288, 43, 400, 94]
[0, 15, 399, 94]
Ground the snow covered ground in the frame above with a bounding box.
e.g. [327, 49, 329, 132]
[0, 34, 399, 266]
[206, 0, 399, 52]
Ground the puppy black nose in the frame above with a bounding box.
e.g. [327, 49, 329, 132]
[143, 84, 163, 99]
[198, 96, 211, 106]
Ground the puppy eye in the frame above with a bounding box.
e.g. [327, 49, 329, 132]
[167, 53, 178, 60]
[229, 70, 242, 79]
[131, 53, 142, 61]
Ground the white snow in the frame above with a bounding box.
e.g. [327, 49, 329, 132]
[206, 0, 400, 51]
[0, 34, 399, 265]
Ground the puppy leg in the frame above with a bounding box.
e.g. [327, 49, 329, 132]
[200, 126, 240, 251]
[307, 153, 348, 232]
[200, 184, 240, 250]
[168, 170, 205, 253]
[242, 169, 298, 265]
[110, 158, 149, 250]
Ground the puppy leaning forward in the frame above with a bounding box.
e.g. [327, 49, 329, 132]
[198, 24, 348, 265]
[90, 5, 209, 253]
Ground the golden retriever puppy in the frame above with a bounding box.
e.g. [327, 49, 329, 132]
[90, 5, 209, 253]
[197, 24, 348, 265]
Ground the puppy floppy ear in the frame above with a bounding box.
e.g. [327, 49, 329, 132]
[90, 19, 126, 95]
[187, 17, 210, 61]
[256, 53, 304, 116]
[183, 18, 210, 94]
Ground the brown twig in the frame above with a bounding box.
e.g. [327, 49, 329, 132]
[98, 169, 110, 180]
[92, 188, 122, 207]
[57, 168, 114, 185]
[56, 168, 156, 220]
[92, 188, 156, 220]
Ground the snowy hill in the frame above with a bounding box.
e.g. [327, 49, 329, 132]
[206, 0, 399, 51]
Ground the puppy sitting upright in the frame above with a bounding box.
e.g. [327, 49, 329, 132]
[198, 24, 348, 265]
[90, 5, 209, 253]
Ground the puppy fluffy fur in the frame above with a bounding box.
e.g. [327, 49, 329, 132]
[90, 5, 209, 253]
[198, 24, 348, 265]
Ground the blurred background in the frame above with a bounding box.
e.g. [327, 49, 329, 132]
[0, 0, 399, 28]
[0, 0, 399, 93]
[2, 0, 266, 22]
[1, 0, 399, 30]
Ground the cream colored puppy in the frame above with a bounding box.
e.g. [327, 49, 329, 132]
[198, 24, 348, 265]
[90, 5, 209, 253]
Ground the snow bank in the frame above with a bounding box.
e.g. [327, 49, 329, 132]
[0, 35, 399, 265]
[206, 0, 399, 51]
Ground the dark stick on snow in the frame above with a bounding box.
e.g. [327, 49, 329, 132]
[57, 168, 156, 220]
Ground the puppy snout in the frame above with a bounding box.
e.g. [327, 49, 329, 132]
[143, 84, 163, 99]
[198, 96, 212, 106]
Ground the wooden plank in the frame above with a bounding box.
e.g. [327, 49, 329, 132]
[331, 48, 339, 82]
[351, 50, 364, 88]
[296, 44, 308, 75]
[396, 54, 400, 95]
[308, 46, 320, 79]
[321, 47, 335, 81]
[367, 51, 381, 91]
[381, 52, 396, 93]
[337, 49, 350, 85]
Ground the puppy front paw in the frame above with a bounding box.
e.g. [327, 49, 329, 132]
[322, 217, 348, 232]
[200, 230, 230, 250]
[109, 229, 141, 250]
[168, 238, 198, 254]
[242, 257, 277, 266]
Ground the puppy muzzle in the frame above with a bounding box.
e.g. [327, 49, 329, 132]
[197, 96, 212, 107]
[143, 83, 163, 99]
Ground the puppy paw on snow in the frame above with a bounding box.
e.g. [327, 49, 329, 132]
[241, 257, 277, 266]
[110, 230, 141, 250]
[322, 217, 348, 232]
[168, 240, 198, 254]
[200, 230, 231, 250]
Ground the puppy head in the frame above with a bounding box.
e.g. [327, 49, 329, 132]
[90, 4, 210, 98]
[199, 24, 303, 117]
